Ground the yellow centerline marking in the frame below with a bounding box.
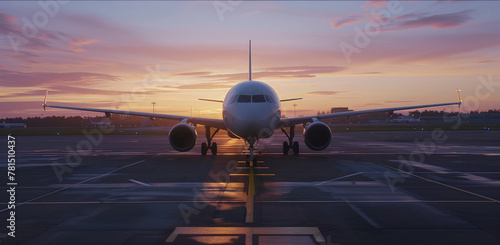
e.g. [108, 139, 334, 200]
[236, 166, 269, 170]
[230, 173, 275, 176]
[378, 162, 500, 203]
[237, 161, 265, 164]
[248, 167, 255, 196]
[245, 195, 254, 223]
[245, 167, 256, 223]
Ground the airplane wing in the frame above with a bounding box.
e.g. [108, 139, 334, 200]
[279, 100, 462, 127]
[42, 92, 226, 129]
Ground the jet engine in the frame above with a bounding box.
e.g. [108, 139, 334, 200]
[303, 121, 332, 151]
[169, 123, 197, 152]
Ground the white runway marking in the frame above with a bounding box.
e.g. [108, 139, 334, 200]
[379, 161, 500, 203]
[316, 172, 364, 185]
[344, 200, 382, 228]
[166, 227, 325, 245]
[0, 157, 154, 213]
[390, 160, 500, 184]
[128, 179, 152, 186]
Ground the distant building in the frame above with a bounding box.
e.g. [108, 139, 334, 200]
[328, 107, 353, 124]
[331, 107, 353, 113]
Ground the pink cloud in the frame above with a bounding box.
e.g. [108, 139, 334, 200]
[342, 31, 500, 64]
[361, 1, 389, 11]
[0, 86, 176, 100]
[393, 10, 472, 30]
[353, 72, 383, 75]
[68, 37, 100, 46]
[160, 66, 346, 85]
[330, 10, 472, 32]
[201, 66, 346, 82]
[331, 17, 362, 28]
[0, 12, 104, 58]
[0, 12, 19, 34]
[303, 91, 354, 96]
[0, 70, 119, 87]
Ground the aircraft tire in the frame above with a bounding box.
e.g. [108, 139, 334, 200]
[283, 141, 289, 155]
[211, 142, 217, 155]
[292, 141, 299, 155]
[201, 142, 208, 155]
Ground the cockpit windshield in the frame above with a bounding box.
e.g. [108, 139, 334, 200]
[235, 94, 276, 103]
[237, 95, 251, 103]
[252, 95, 266, 103]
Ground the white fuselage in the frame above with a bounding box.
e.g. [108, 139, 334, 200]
[222, 81, 281, 141]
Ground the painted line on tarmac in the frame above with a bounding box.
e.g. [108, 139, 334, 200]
[165, 227, 325, 244]
[3, 200, 496, 205]
[128, 179, 152, 186]
[0, 155, 157, 213]
[245, 167, 256, 223]
[377, 162, 500, 203]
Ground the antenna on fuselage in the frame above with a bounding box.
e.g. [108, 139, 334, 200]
[249, 40, 252, 81]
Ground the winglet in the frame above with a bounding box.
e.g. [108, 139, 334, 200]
[456, 88, 462, 111]
[249, 40, 252, 81]
[456, 88, 462, 103]
[42, 90, 48, 111]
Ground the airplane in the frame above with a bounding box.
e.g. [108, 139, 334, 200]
[89, 117, 112, 127]
[389, 114, 422, 123]
[42, 41, 462, 163]
[0, 122, 27, 128]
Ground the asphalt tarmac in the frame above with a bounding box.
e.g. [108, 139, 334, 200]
[1, 130, 499, 245]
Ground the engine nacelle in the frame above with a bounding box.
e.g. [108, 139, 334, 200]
[303, 121, 332, 151]
[169, 123, 197, 152]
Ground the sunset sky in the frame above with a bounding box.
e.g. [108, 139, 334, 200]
[1, 1, 499, 119]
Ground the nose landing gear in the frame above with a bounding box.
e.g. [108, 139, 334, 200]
[245, 137, 258, 166]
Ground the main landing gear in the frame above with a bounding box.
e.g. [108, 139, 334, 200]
[201, 125, 219, 155]
[281, 125, 299, 155]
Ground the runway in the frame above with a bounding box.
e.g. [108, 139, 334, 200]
[1, 130, 500, 244]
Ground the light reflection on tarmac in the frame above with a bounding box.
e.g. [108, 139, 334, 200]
[1, 130, 500, 244]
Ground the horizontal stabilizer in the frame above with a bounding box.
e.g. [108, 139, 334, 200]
[199, 98, 224, 103]
[280, 98, 303, 102]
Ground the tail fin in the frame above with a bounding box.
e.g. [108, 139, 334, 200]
[249, 40, 252, 81]
[90, 117, 94, 123]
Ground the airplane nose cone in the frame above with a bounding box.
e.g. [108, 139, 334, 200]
[225, 104, 279, 139]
